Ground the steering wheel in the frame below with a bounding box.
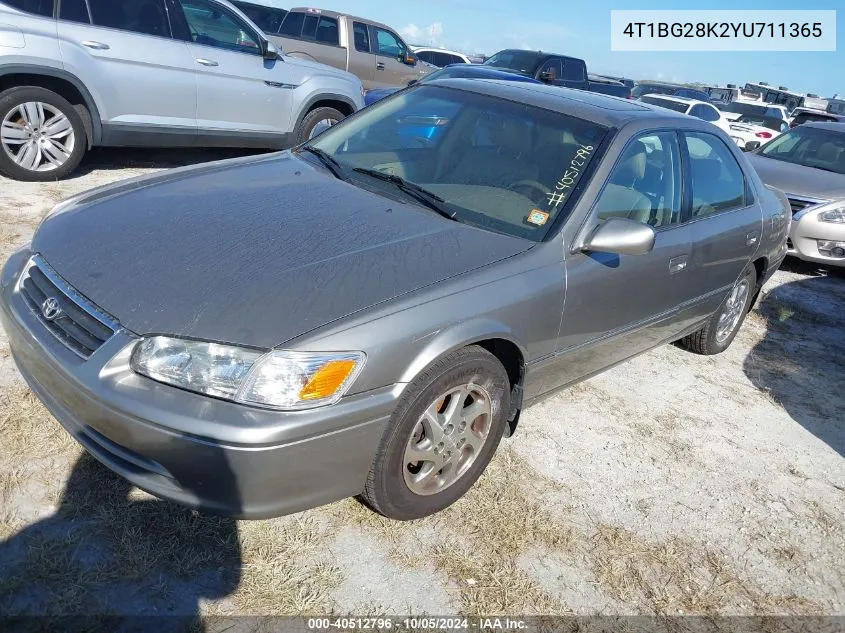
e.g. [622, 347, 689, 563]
[508, 179, 552, 201]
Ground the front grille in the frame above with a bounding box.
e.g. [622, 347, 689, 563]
[18, 256, 117, 359]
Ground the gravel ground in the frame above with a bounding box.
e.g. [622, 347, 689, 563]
[0, 149, 843, 622]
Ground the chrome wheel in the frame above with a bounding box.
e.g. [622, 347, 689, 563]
[308, 118, 338, 139]
[715, 278, 750, 344]
[1, 102, 75, 172]
[403, 383, 493, 496]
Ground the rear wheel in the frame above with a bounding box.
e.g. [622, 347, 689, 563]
[295, 106, 345, 144]
[359, 346, 510, 520]
[0, 87, 87, 181]
[678, 267, 756, 355]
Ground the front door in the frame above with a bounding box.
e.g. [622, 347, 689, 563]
[56, 0, 197, 139]
[677, 131, 764, 327]
[173, 0, 295, 140]
[541, 131, 692, 393]
[369, 25, 417, 88]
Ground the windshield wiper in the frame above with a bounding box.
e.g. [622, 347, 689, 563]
[352, 168, 458, 221]
[297, 146, 349, 181]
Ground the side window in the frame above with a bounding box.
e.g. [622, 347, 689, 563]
[300, 14, 318, 39]
[179, 0, 260, 54]
[690, 104, 720, 122]
[538, 59, 562, 80]
[683, 132, 747, 218]
[415, 50, 434, 64]
[562, 59, 586, 82]
[374, 27, 405, 58]
[352, 21, 370, 52]
[314, 16, 339, 44]
[3, 0, 53, 17]
[278, 11, 304, 36]
[595, 132, 683, 229]
[433, 52, 453, 68]
[88, 0, 171, 37]
[60, 0, 90, 23]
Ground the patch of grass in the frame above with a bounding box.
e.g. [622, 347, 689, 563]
[0, 386, 78, 462]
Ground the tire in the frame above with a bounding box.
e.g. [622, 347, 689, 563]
[359, 345, 511, 520]
[294, 106, 345, 144]
[0, 86, 87, 181]
[678, 267, 756, 355]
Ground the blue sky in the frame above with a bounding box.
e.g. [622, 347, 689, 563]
[309, 0, 843, 97]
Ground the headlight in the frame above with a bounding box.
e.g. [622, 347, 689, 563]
[818, 207, 845, 224]
[130, 336, 365, 410]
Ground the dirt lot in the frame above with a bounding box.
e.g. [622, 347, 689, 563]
[0, 149, 843, 621]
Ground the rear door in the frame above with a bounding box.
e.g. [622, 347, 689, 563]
[348, 20, 375, 87]
[273, 9, 345, 71]
[541, 131, 692, 392]
[676, 131, 764, 327]
[56, 0, 197, 139]
[172, 0, 295, 140]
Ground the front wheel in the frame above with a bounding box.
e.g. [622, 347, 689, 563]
[359, 346, 511, 520]
[678, 267, 756, 355]
[295, 106, 345, 144]
[0, 86, 87, 181]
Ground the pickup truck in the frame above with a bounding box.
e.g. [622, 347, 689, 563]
[263, 7, 434, 89]
[482, 49, 631, 99]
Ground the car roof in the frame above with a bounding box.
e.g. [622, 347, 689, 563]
[491, 48, 583, 62]
[801, 121, 845, 130]
[414, 47, 468, 56]
[427, 78, 690, 127]
[641, 94, 707, 106]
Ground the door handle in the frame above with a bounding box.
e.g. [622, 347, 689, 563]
[376, 62, 385, 71]
[669, 255, 688, 275]
[81, 40, 110, 50]
[196, 58, 219, 67]
[746, 232, 759, 246]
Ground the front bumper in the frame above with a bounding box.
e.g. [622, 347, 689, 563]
[0, 249, 397, 518]
[788, 212, 845, 268]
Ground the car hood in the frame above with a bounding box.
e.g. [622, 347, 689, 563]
[364, 88, 399, 105]
[33, 153, 531, 349]
[746, 154, 845, 200]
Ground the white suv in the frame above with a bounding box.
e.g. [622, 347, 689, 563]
[0, 0, 364, 180]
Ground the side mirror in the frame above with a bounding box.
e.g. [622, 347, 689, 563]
[402, 53, 416, 65]
[263, 41, 280, 60]
[744, 140, 761, 152]
[581, 218, 655, 256]
[539, 71, 555, 83]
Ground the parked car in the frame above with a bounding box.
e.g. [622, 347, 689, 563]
[727, 115, 789, 150]
[413, 47, 472, 68]
[716, 101, 789, 124]
[268, 7, 433, 89]
[482, 49, 630, 98]
[788, 107, 845, 127]
[1, 79, 790, 520]
[230, 0, 287, 34]
[638, 95, 731, 134]
[0, 0, 364, 181]
[363, 63, 541, 106]
[631, 81, 710, 102]
[745, 122, 845, 271]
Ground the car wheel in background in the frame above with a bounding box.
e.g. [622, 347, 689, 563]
[295, 107, 345, 144]
[360, 345, 511, 520]
[678, 267, 756, 355]
[0, 87, 87, 181]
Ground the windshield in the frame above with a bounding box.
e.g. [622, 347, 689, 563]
[734, 115, 788, 131]
[483, 51, 539, 74]
[759, 126, 845, 175]
[639, 96, 689, 113]
[307, 85, 609, 241]
[720, 102, 784, 119]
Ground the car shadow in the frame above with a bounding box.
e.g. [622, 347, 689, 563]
[0, 452, 242, 630]
[744, 271, 845, 457]
[68, 147, 271, 179]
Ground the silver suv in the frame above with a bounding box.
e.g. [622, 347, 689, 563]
[0, 0, 364, 181]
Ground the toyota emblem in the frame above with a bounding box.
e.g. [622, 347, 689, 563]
[41, 297, 63, 321]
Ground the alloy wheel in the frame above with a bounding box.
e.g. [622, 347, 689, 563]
[402, 383, 493, 496]
[715, 278, 750, 344]
[308, 118, 338, 139]
[1, 102, 76, 172]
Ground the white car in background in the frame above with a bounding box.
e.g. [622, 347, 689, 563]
[412, 47, 473, 67]
[726, 115, 790, 150]
[638, 94, 732, 134]
[716, 101, 790, 124]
